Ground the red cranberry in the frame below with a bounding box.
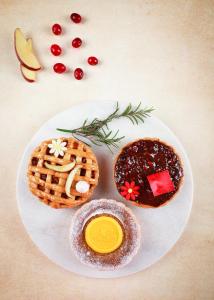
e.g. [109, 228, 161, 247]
[52, 24, 62, 35]
[74, 68, 84, 80]
[50, 44, 62, 56]
[53, 63, 66, 74]
[70, 13, 81, 23]
[72, 37, 82, 48]
[88, 56, 98, 65]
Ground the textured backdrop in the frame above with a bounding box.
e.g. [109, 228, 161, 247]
[0, 0, 213, 299]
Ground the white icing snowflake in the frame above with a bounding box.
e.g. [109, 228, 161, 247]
[48, 139, 67, 158]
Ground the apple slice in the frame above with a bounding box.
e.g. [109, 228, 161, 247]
[20, 39, 38, 82]
[44, 161, 76, 172]
[14, 28, 41, 71]
[65, 165, 82, 198]
[20, 64, 36, 82]
[27, 38, 33, 51]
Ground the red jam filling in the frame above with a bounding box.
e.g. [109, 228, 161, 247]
[114, 139, 183, 207]
[147, 170, 175, 197]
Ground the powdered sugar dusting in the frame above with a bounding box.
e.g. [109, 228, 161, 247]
[70, 199, 141, 270]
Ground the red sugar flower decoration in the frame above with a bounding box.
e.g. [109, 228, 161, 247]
[120, 181, 140, 201]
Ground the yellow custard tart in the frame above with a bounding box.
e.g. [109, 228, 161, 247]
[70, 199, 141, 270]
[84, 215, 124, 254]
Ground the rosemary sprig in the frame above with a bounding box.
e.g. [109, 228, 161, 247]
[57, 102, 154, 151]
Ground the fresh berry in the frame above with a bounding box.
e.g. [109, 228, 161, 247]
[52, 24, 62, 35]
[70, 13, 81, 23]
[74, 68, 84, 80]
[53, 63, 66, 73]
[88, 56, 98, 65]
[72, 37, 82, 48]
[50, 44, 62, 56]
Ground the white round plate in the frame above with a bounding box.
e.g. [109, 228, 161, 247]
[17, 100, 193, 278]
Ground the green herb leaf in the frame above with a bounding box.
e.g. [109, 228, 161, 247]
[57, 102, 154, 151]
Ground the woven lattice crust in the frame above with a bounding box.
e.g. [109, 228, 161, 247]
[27, 138, 99, 208]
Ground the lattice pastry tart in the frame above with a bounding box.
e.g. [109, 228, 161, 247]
[27, 137, 99, 208]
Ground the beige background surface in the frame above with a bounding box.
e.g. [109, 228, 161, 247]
[0, 0, 214, 299]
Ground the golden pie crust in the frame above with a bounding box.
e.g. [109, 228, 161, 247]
[27, 137, 99, 208]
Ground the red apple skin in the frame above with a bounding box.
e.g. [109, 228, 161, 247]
[14, 31, 41, 71]
[20, 65, 36, 83]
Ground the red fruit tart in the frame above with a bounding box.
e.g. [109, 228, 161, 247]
[70, 199, 141, 270]
[114, 138, 184, 208]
